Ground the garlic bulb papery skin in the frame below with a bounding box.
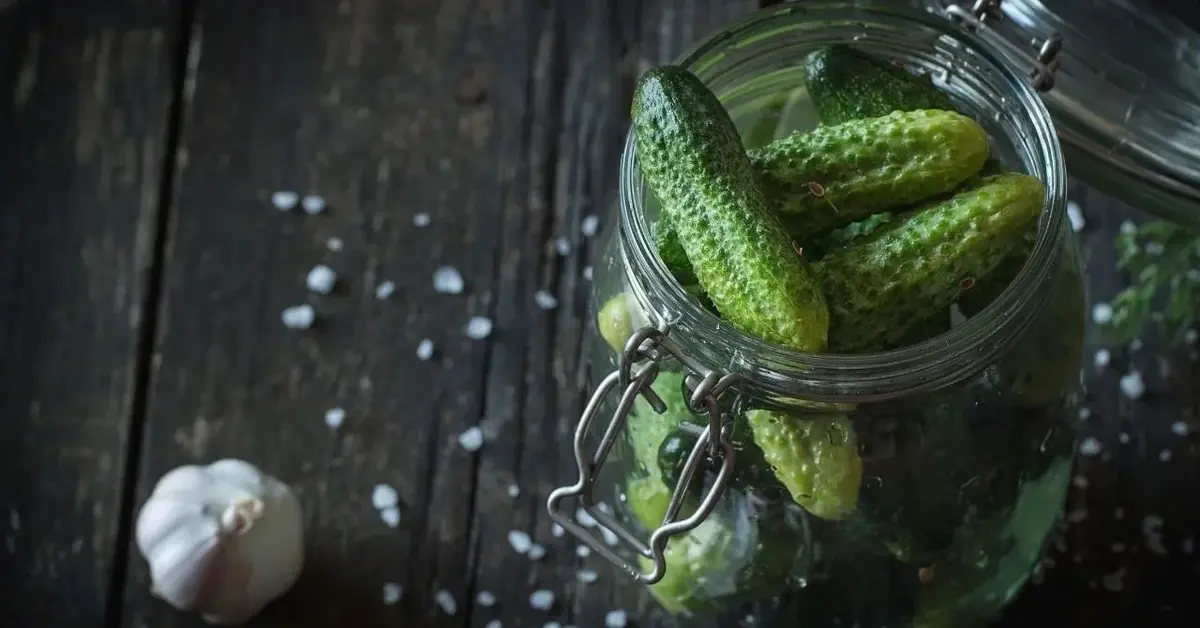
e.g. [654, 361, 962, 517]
[135, 459, 305, 625]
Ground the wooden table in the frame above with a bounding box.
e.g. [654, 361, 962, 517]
[1, 1, 1196, 626]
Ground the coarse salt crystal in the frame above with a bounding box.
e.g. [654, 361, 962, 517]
[544, 623, 561, 628]
[1078, 437, 1103, 456]
[1078, 407, 1092, 420]
[380, 506, 401, 528]
[271, 190, 299, 210]
[1120, 220, 1137, 235]
[466, 316, 493, 339]
[528, 544, 546, 560]
[534, 289, 558, 310]
[326, 237, 344, 251]
[605, 610, 628, 628]
[1066, 201, 1086, 232]
[582, 266, 593, 281]
[433, 266, 465, 294]
[476, 590, 496, 607]
[551, 523, 564, 538]
[1171, 421, 1190, 436]
[1066, 508, 1088, 523]
[375, 280, 396, 300]
[281, 304, 316, 329]
[372, 484, 399, 510]
[382, 582, 403, 605]
[554, 237, 572, 256]
[416, 339, 435, 360]
[1145, 241, 1165, 255]
[413, 212, 431, 227]
[1092, 303, 1113, 325]
[1094, 349, 1111, 368]
[1119, 370, 1145, 399]
[508, 530, 533, 554]
[576, 569, 598, 584]
[1118, 432, 1131, 444]
[435, 589, 457, 615]
[301, 194, 327, 215]
[529, 589, 555, 611]
[324, 407, 346, 429]
[507, 484, 520, 498]
[458, 426, 484, 452]
[306, 265, 337, 294]
[575, 545, 590, 558]
[1072, 475, 1089, 489]
[485, 621, 502, 628]
[575, 507, 597, 527]
[581, 215, 599, 237]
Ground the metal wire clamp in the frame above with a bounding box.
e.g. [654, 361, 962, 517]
[546, 323, 744, 584]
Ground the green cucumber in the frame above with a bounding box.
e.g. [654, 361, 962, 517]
[750, 109, 990, 238]
[746, 409, 862, 520]
[632, 65, 829, 352]
[805, 44, 955, 126]
[816, 173, 1044, 353]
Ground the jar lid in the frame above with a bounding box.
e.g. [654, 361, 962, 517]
[921, 0, 1200, 224]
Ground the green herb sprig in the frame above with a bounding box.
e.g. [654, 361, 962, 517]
[1105, 220, 1200, 345]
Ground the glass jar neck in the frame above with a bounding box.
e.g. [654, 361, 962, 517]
[615, 2, 1069, 404]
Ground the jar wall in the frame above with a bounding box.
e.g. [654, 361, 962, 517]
[574, 4, 1083, 627]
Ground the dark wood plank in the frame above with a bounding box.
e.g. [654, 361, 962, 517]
[0, 0, 181, 625]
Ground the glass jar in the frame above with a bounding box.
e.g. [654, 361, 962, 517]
[548, 2, 1085, 627]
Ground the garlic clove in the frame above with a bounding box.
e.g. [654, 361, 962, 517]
[147, 527, 227, 612]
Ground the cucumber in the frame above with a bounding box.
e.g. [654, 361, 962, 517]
[815, 173, 1044, 353]
[750, 109, 990, 238]
[632, 65, 829, 352]
[746, 409, 862, 520]
[805, 44, 955, 126]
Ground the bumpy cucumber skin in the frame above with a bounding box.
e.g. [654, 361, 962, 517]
[633, 66, 829, 352]
[746, 410, 862, 520]
[749, 109, 989, 238]
[653, 218, 699, 286]
[805, 45, 956, 126]
[816, 173, 1044, 353]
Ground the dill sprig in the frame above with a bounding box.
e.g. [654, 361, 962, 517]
[1104, 219, 1200, 345]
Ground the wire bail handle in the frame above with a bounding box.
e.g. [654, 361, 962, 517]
[944, 0, 1064, 93]
[545, 323, 744, 585]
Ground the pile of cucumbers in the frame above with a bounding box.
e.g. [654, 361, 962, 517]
[610, 45, 1071, 625]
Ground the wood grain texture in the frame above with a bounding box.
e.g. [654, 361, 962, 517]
[0, 0, 180, 625]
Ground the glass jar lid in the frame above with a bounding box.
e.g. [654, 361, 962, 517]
[921, 0, 1200, 224]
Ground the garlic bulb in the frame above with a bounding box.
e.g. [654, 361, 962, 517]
[135, 459, 305, 625]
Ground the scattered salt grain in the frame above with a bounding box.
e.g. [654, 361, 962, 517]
[1066, 200, 1086, 232]
[433, 266, 465, 294]
[507, 484, 520, 498]
[582, 266, 593, 281]
[372, 484, 399, 510]
[605, 610, 628, 628]
[600, 526, 620, 546]
[528, 544, 546, 561]
[508, 530, 533, 554]
[458, 426, 484, 452]
[1129, 338, 1144, 353]
[1119, 370, 1145, 399]
[1119, 432, 1131, 444]
[1091, 302, 1113, 325]
[575, 545, 590, 558]
[476, 590, 496, 607]
[554, 237, 572, 256]
[380, 506, 401, 528]
[271, 190, 299, 211]
[466, 316, 493, 339]
[1145, 241, 1165, 256]
[324, 407, 346, 429]
[413, 212, 431, 227]
[1159, 449, 1173, 462]
[306, 265, 337, 294]
[435, 589, 457, 615]
[375, 280, 396, 300]
[534, 290, 559, 310]
[1171, 421, 1190, 436]
[281, 304, 316, 329]
[544, 622, 562, 628]
[301, 194, 327, 215]
[1094, 349, 1111, 369]
[1078, 407, 1091, 420]
[326, 237, 344, 252]
[1066, 508, 1088, 523]
[575, 507, 597, 527]
[576, 569, 598, 584]
[1120, 220, 1137, 235]
[581, 215, 600, 237]
[416, 339, 435, 360]
[1072, 475, 1089, 489]
[529, 589, 555, 611]
[382, 582, 403, 605]
[551, 523, 564, 538]
[485, 622, 502, 628]
[1078, 437, 1103, 456]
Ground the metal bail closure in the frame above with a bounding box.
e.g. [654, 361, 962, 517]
[546, 323, 744, 585]
[944, 0, 1063, 93]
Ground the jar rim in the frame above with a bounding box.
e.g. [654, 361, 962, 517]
[617, 1, 1070, 402]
